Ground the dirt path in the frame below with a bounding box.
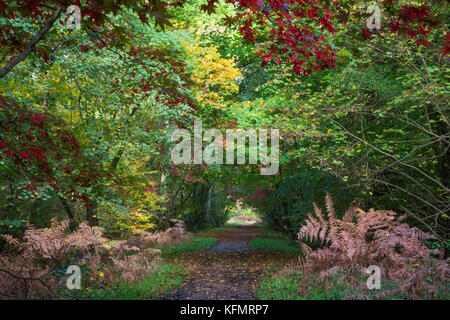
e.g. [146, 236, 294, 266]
[161, 225, 297, 300]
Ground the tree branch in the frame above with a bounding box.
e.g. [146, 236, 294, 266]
[0, 6, 63, 78]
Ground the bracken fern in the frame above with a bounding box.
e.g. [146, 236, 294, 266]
[296, 193, 449, 299]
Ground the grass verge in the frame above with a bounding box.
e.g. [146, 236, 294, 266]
[158, 237, 216, 257]
[249, 237, 302, 254]
[258, 272, 303, 300]
[64, 262, 184, 300]
[258, 270, 450, 300]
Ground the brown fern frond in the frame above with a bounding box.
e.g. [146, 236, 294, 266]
[0, 219, 186, 298]
[295, 194, 449, 299]
[325, 192, 335, 220]
[342, 199, 361, 222]
[0, 234, 24, 252]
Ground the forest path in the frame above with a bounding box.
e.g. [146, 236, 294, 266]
[161, 225, 297, 300]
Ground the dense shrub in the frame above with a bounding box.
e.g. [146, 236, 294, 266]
[249, 169, 357, 238]
[206, 193, 233, 228]
[183, 184, 233, 231]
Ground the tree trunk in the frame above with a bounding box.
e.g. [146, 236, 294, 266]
[86, 199, 99, 226]
[0, 6, 63, 78]
[58, 195, 76, 231]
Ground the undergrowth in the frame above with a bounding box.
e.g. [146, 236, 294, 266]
[258, 270, 450, 300]
[64, 263, 184, 300]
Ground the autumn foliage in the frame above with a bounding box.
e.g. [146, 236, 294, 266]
[296, 194, 449, 299]
[1, 1, 447, 77]
[0, 96, 95, 197]
[0, 0, 448, 302]
[0, 218, 190, 298]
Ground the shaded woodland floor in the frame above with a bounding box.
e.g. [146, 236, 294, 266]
[161, 225, 297, 300]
